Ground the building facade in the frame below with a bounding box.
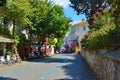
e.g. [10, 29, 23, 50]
[65, 20, 89, 52]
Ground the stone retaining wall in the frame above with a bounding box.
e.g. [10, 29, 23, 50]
[81, 49, 120, 80]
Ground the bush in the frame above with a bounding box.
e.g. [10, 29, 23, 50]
[7, 51, 14, 56]
[81, 10, 117, 50]
[86, 24, 115, 50]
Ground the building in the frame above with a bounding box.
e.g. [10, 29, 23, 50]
[65, 20, 89, 52]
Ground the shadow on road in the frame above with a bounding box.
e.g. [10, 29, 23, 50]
[54, 54, 99, 80]
[23, 54, 99, 80]
[27, 55, 73, 63]
[0, 76, 17, 80]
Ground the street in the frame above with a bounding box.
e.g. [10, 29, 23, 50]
[0, 54, 98, 80]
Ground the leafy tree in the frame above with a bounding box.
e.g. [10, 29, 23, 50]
[0, 0, 6, 6]
[5, 0, 33, 24]
[106, 0, 120, 28]
[0, 0, 72, 51]
[69, 0, 105, 16]
[29, 0, 52, 43]
[70, 0, 120, 50]
[69, 0, 110, 26]
[0, 0, 34, 57]
[29, 0, 72, 48]
[6, 0, 33, 42]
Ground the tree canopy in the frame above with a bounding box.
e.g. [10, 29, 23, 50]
[0, 0, 72, 49]
[29, 0, 72, 46]
[70, 0, 120, 50]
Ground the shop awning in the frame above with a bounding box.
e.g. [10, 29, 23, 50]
[0, 36, 14, 43]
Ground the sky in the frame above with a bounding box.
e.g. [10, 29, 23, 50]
[51, 0, 86, 25]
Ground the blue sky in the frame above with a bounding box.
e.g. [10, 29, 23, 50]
[64, 8, 86, 24]
[51, 0, 86, 24]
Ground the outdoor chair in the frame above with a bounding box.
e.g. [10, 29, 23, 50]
[6, 55, 15, 65]
[0, 56, 3, 68]
[0, 56, 8, 65]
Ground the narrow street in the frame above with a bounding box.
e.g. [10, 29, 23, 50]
[0, 54, 98, 80]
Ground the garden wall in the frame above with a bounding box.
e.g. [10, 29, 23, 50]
[81, 49, 120, 80]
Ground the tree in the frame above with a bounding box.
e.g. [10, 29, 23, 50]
[5, 0, 33, 24]
[0, 0, 34, 58]
[69, 0, 110, 26]
[0, 0, 6, 6]
[1, 0, 33, 41]
[1, 0, 72, 51]
[29, 0, 72, 48]
[70, 0, 120, 50]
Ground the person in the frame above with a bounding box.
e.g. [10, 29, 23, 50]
[24, 46, 29, 60]
[45, 34, 49, 56]
[29, 45, 34, 59]
[34, 46, 40, 58]
[40, 48, 44, 59]
[12, 54, 17, 63]
[30, 46, 33, 54]
[58, 49, 61, 54]
[3, 47, 7, 59]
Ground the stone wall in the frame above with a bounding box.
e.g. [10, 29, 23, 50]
[81, 49, 120, 80]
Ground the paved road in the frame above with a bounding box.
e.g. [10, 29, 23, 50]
[0, 54, 98, 80]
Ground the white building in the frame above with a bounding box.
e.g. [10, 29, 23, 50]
[65, 20, 89, 48]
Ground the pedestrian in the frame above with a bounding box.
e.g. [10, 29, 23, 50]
[40, 47, 44, 59]
[24, 46, 29, 60]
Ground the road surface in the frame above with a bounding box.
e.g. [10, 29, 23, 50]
[0, 54, 98, 80]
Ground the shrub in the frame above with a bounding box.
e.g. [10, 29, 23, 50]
[86, 24, 115, 50]
[7, 51, 14, 56]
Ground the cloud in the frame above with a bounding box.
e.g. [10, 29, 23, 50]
[51, 0, 70, 8]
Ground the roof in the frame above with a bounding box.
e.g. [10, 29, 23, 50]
[72, 20, 89, 27]
[0, 36, 14, 43]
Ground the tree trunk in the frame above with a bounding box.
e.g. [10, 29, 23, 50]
[13, 44, 21, 63]
[12, 20, 15, 38]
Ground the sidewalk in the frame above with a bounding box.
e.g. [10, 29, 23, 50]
[0, 61, 31, 73]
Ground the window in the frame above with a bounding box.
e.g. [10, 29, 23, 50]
[83, 26, 86, 30]
[75, 27, 79, 31]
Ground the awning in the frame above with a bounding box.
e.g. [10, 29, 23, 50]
[0, 36, 14, 43]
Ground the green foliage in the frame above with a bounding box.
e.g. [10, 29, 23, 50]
[90, 10, 114, 31]
[49, 37, 56, 45]
[1, 0, 71, 50]
[29, 0, 72, 47]
[81, 36, 87, 48]
[0, 27, 12, 37]
[107, 1, 120, 28]
[5, 0, 33, 25]
[81, 10, 116, 50]
[71, 0, 120, 50]
[86, 25, 115, 49]
[7, 50, 14, 56]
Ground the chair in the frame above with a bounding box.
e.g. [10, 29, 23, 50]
[6, 55, 14, 65]
[0, 56, 7, 65]
[0, 56, 3, 68]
